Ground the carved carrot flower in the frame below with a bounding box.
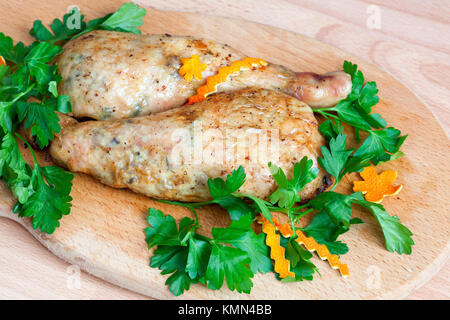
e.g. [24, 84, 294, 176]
[353, 166, 403, 203]
[178, 54, 207, 81]
[0, 56, 6, 67]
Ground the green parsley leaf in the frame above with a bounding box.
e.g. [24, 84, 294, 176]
[18, 164, 73, 234]
[331, 100, 372, 131]
[145, 207, 203, 297]
[318, 119, 343, 141]
[150, 245, 193, 296]
[358, 81, 379, 111]
[343, 60, 364, 99]
[206, 243, 253, 293]
[353, 127, 407, 165]
[206, 166, 255, 221]
[280, 237, 317, 282]
[100, 2, 146, 34]
[291, 157, 319, 192]
[350, 192, 414, 254]
[145, 208, 195, 247]
[303, 210, 362, 255]
[165, 270, 193, 297]
[0, 32, 29, 64]
[55, 95, 72, 113]
[30, 20, 57, 42]
[48, 81, 58, 97]
[146, 158, 413, 296]
[341, 154, 372, 177]
[307, 191, 413, 255]
[242, 193, 273, 224]
[318, 134, 353, 188]
[308, 191, 353, 227]
[0, 101, 15, 133]
[0, 65, 9, 83]
[185, 237, 211, 279]
[17, 101, 62, 148]
[208, 166, 245, 198]
[213, 195, 254, 221]
[206, 166, 254, 221]
[0, 133, 33, 203]
[212, 215, 272, 274]
[24, 42, 62, 93]
[268, 157, 318, 208]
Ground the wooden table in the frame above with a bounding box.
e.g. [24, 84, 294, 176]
[0, 0, 448, 299]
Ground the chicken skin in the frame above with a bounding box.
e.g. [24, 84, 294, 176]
[49, 89, 331, 202]
[57, 30, 351, 120]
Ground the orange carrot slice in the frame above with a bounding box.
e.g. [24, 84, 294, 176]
[295, 230, 349, 278]
[187, 57, 267, 104]
[259, 216, 295, 279]
[259, 215, 349, 278]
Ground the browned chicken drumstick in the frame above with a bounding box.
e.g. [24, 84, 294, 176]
[57, 30, 351, 120]
[49, 89, 331, 202]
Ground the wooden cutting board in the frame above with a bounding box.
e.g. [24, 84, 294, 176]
[0, 0, 449, 299]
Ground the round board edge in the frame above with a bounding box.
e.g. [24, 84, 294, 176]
[0, 1, 449, 299]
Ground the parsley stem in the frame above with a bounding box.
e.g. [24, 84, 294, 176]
[191, 200, 216, 207]
[156, 199, 214, 209]
[194, 233, 212, 243]
[186, 206, 199, 226]
[11, 83, 35, 103]
[295, 208, 314, 219]
[313, 109, 340, 122]
[295, 203, 309, 209]
[314, 107, 336, 113]
[15, 132, 38, 164]
[265, 205, 288, 213]
[330, 181, 340, 191]
[287, 211, 298, 240]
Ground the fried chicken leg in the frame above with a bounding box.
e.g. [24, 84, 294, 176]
[57, 30, 351, 120]
[49, 89, 331, 202]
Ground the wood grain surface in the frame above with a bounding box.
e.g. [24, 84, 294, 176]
[0, 0, 448, 300]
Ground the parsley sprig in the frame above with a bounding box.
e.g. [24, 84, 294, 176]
[315, 61, 407, 189]
[30, 2, 146, 44]
[146, 208, 271, 296]
[0, 2, 146, 233]
[146, 157, 413, 296]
